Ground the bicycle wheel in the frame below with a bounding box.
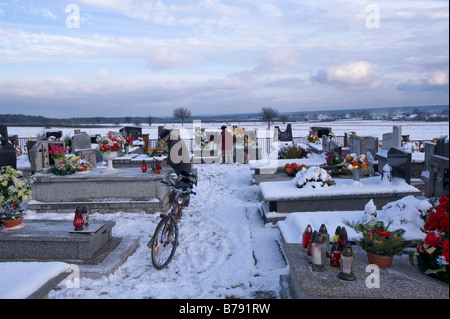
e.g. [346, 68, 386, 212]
[151, 216, 179, 269]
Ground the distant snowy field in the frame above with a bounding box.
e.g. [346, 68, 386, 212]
[8, 120, 449, 141]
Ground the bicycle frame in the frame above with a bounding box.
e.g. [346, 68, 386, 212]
[150, 179, 196, 269]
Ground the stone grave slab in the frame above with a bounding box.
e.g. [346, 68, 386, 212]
[259, 177, 421, 222]
[282, 244, 449, 299]
[0, 220, 115, 262]
[28, 167, 172, 213]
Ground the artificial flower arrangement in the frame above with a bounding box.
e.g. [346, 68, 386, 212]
[0, 166, 34, 221]
[283, 163, 307, 177]
[415, 196, 449, 284]
[344, 218, 406, 256]
[342, 153, 369, 171]
[321, 151, 352, 177]
[49, 143, 70, 160]
[306, 133, 319, 143]
[123, 134, 135, 147]
[294, 166, 336, 189]
[97, 133, 126, 155]
[51, 155, 80, 175]
[148, 139, 168, 157]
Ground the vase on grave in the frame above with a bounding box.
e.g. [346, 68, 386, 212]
[367, 252, 394, 269]
[1, 217, 24, 229]
[352, 169, 361, 181]
[102, 151, 119, 173]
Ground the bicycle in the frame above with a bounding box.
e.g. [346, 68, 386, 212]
[149, 173, 197, 270]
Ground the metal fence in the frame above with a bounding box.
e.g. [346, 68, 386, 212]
[17, 136, 431, 158]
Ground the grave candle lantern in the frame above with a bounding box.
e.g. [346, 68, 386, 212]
[311, 234, 326, 268]
[318, 224, 330, 255]
[338, 227, 348, 252]
[333, 226, 341, 244]
[330, 243, 340, 267]
[302, 224, 313, 248]
[307, 231, 317, 256]
[141, 160, 147, 172]
[338, 242, 356, 281]
[73, 207, 85, 231]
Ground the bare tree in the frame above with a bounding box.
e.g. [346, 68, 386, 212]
[173, 107, 192, 126]
[279, 114, 289, 124]
[260, 107, 278, 128]
[147, 116, 153, 126]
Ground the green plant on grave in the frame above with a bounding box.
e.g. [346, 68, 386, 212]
[344, 219, 406, 256]
[278, 144, 310, 159]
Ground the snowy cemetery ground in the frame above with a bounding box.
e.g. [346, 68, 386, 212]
[1, 120, 448, 299]
[0, 158, 442, 299]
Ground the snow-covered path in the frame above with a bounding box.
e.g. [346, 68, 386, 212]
[47, 164, 288, 299]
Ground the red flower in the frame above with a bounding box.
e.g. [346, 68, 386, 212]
[442, 240, 449, 252]
[424, 231, 440, 247]
[440, 214, 449, 233]
[375, 230, 392, 238]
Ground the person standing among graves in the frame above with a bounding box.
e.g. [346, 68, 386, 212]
[160, 129, 192, 176]
[217, 125, 233, 164]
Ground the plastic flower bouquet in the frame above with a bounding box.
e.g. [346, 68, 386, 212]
[97, 133, 126, 155]
[48, 143, 69, 160]
[283, 163, 307, 177]
[415, 196, 449, 283]
[123, 134, 135, 147]
[0, 166, 34, 221]
[343, 153, 369, 171]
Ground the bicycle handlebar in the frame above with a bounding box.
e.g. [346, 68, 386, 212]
[161, 180, 196, 195]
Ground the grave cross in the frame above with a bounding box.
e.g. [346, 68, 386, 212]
[39, 143, 49, 168]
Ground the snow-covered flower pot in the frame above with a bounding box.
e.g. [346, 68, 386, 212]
[293, 166, 336, 189]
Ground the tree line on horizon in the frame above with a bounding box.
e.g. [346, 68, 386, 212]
[1, 105, 448, 127]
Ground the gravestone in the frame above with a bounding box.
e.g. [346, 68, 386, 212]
[72, 132, 96, 166]
[393, 125, 402, 148]
[430, 155, 449, 197]
[29, 140, 50, 173]
[322, 135, 331, 153]
[72, 132, 91, 151]
[382, 133, 393, 150]
[330, 140, 342, 156]
[0, 125, 17, 169]
[349, 134, 367, 155]
[275, 124, 293, 142]
[366, 136, 378, 156]
[40, 130, 63, 140]
[310, 127, 331, 138]
[120, 126, 142, 140]
[387, 147, 411, 184]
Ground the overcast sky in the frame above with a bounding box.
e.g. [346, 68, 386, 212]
[0, 0, 448, 118]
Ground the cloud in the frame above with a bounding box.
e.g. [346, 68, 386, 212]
[312, 61, 377, 88]
[397, 70, 449, 91]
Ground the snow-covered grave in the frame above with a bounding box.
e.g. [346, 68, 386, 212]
[0, 262, 68, 299]
[259, 168, 422, 222]
[28, 167, 172, 214]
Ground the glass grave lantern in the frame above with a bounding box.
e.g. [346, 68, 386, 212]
[302, 224, 313, 248]
[318, 224, 330, 256]
[338, 242, 356, 281]
[311, 234, 326, 270]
